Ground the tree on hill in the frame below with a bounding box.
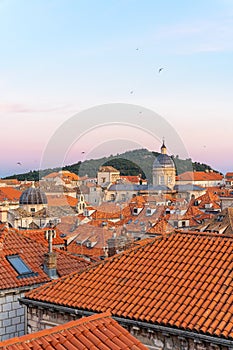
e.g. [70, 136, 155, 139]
[3, 149, 219, 183]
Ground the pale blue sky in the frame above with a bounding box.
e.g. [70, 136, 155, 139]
[0, 0, 233, 177]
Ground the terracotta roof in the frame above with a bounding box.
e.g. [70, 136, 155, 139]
[192, 190, 221, 210]
[24, 232, 233, 339]
[225, 172, 233, 178]
[0, 312, 147, 350]
[0, 179, 20, 185]
[47, 194, 78, 207]
[177, 171, 223, 181]
[147, 219, 174, 235]
[197, 207, 233, 236]
[20, 228, 65, 246]
[120, 175, 147, 184]
[99, 166, 119, 172]
[0, 226, 90, 290]
[43, 171, 79, 181]
[60, 170, 79, 181]
[0, 187, 22, 202]
[66, 224, 115, 258]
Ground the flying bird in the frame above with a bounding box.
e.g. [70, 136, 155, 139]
[158, 67, 164, 73]
[17, 162, 22, 165]
[81, 151, 85, 154]
[130, 90, 134, 94]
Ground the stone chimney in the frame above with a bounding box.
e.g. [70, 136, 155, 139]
[43, 223, 58, 279]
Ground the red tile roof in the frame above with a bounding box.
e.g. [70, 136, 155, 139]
[24, 232, 233, 339]
[120, 175, 147, 184]
[225, 172, 233, 178]
[47, 194, 78, 207]
[20, 228, 65, 246]
[147, 219, 174, 235]
[0, 226, 90, 290]
[177, 171, 223, 181]
[44, 171, 79, 181]
[0, 187, 22, 202]
[0, 179, 20, 185]
[192, 190, 221, 210]
[66, 224, 114, 258]
[99, 166, 119, 172]
[0, 312, 147, 350]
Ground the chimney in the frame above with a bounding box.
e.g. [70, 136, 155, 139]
[43, 223, 58, 279]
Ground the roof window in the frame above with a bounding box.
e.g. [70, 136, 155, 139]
[6, 255, 38, 279]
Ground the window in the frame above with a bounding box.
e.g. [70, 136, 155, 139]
[133, 207, 138, 214]
[30, 208, 35, 212]
[159, 176, 165, 185]
[6, 255, 38, 278]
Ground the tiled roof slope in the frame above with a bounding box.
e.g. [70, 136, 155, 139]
[0, 312, 147, 350]
[25, 232, 233, 339]
[0, 187, 22, 201]
[177, 171, 223, 181]
[21, 228, 65, 246]
[0, 226, 90, 290]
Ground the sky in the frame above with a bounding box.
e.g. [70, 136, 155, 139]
[0, 0, 233, 177]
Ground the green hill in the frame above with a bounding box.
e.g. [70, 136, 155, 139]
[3, 149, 219, 183]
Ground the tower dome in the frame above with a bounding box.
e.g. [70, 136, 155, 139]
[152, 140, 176, 189]
[153, 153, 175, 169]
[153, 140, 175, 169]
[20, 187, 48, 205]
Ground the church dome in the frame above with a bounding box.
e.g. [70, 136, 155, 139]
[19, 187, 48, 205]
[153, 153, 175, 169]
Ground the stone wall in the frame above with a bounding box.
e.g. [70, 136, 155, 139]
[26, 306, 232, 350]
[27, 306, 77, 333]
[128, 325, 229, 350]
[0, 290, 26, 341]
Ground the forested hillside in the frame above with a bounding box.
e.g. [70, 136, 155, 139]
[4, 149, 218, 183]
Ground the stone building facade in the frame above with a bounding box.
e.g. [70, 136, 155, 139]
[23, 305, 231, 350]
[0, 286, 38, 341]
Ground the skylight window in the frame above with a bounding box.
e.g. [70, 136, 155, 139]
[6, 255, 38, 278]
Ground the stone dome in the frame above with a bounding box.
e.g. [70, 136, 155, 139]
[153, 153, 175, 169]
[19, 187, 48, 205]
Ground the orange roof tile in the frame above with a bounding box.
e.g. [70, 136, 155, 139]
[147, 219, 174, 235]
[21, 228, 65, 246]
[24, 232, 233, 339]
[177, 171, 223, 181]
[47, 194, 78, 207]
[66, 224, 114, 258]
[0, 226, 90, 290]
[225, 172, 233, 178]
[0, 179, 20, 185]
[0, 187, 22, 202]
[0, 312, 147, 350]
[191, 190, 221, 210]
[43, 171, 59, 179]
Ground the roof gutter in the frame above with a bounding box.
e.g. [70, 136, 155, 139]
[20, 298, 233, 348]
